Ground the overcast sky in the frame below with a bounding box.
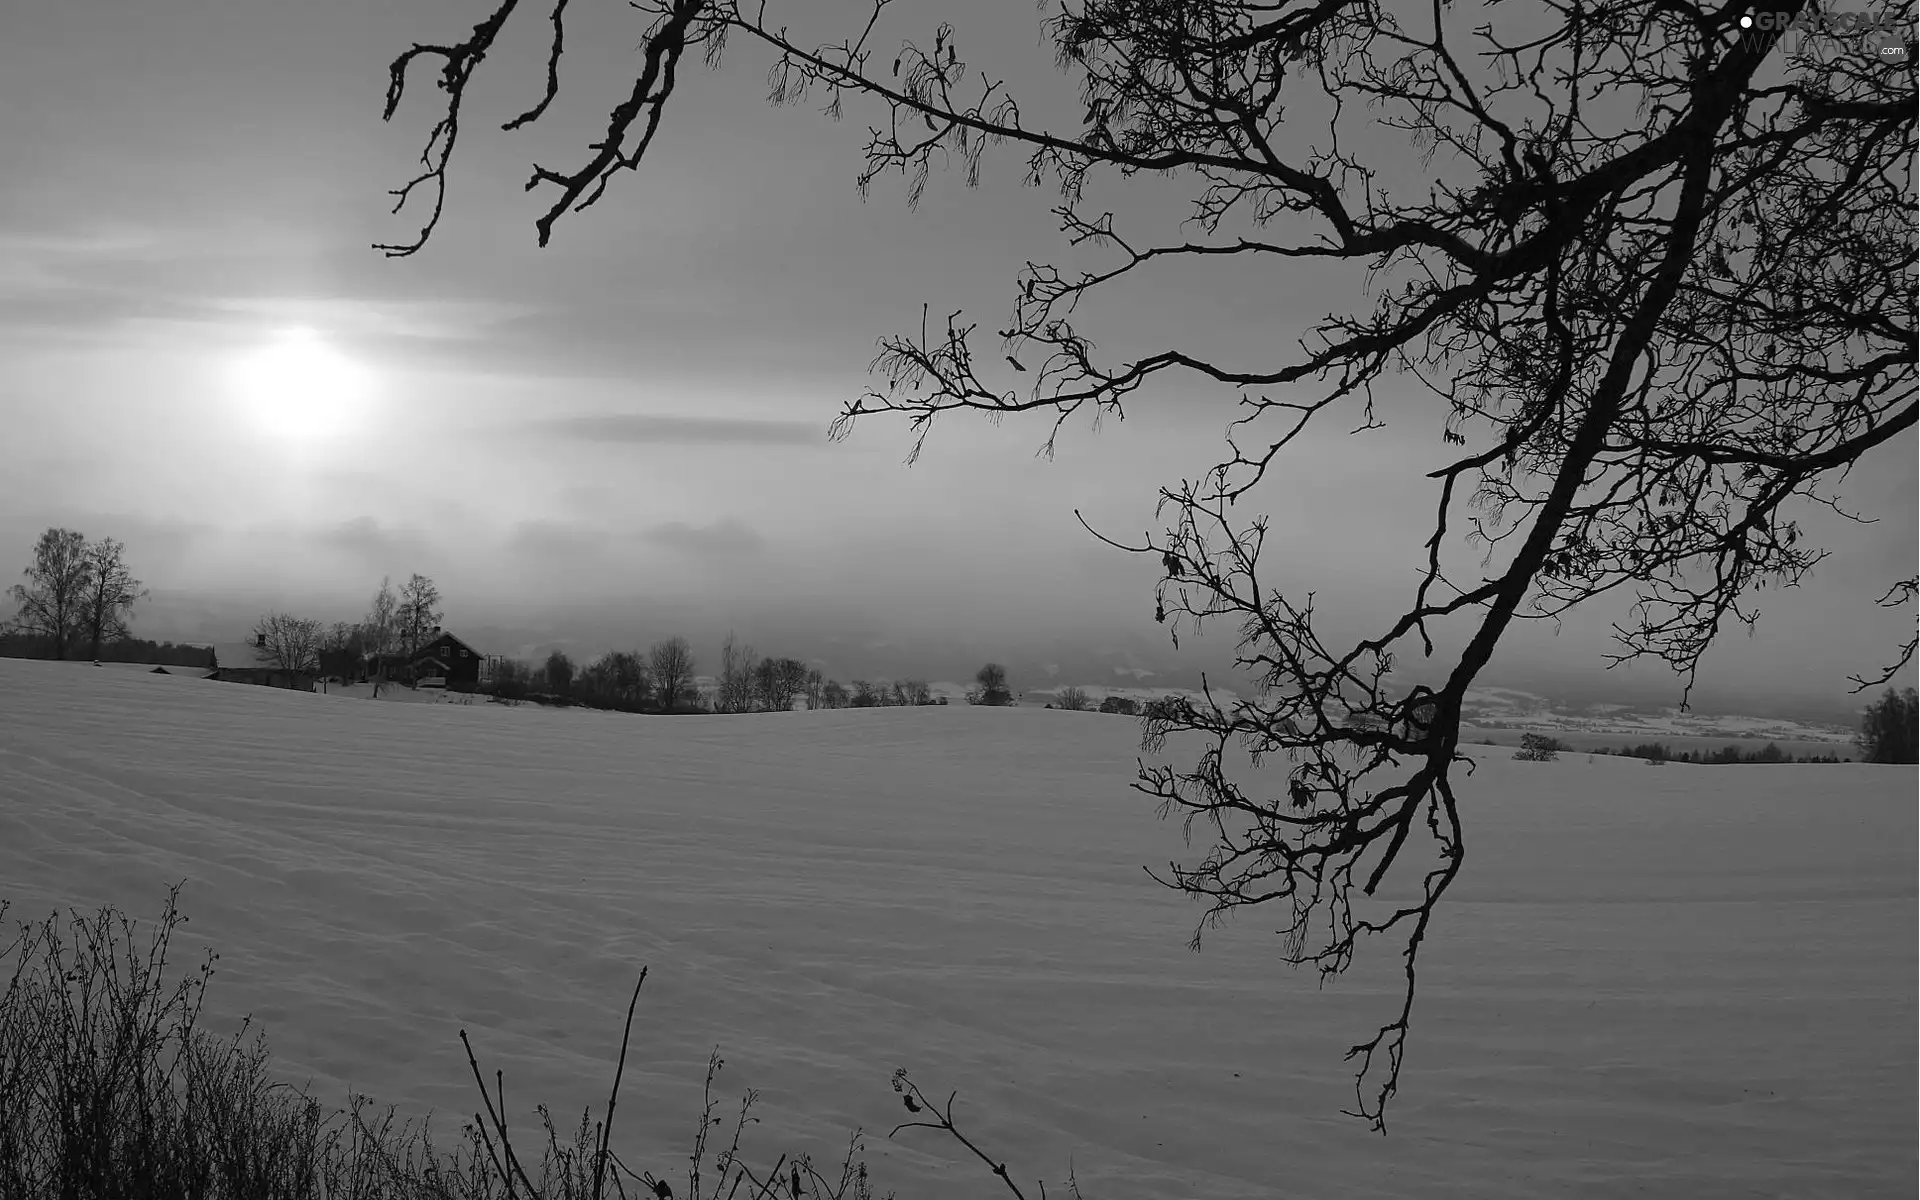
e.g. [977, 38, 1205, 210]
[2, 0, 1912, 707]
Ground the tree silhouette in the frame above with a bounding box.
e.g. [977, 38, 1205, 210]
[1856, 687, 1918, 763]
[397, 573, 444, 663]
[648, 636, 699, 711]
[382, 0, 1917, 1128]
[544, 649, 576, 696]
[251, 612, 324, 674]
[971, 663, 1012, 707]
[6, 528, 95, 660]
[79, 538, 148, 660]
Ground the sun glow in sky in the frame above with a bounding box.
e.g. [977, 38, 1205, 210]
[225, 327, 377, 442]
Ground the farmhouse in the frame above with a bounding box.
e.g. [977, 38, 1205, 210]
[412, 627, 482, 687]
[367, 626, 484, 689]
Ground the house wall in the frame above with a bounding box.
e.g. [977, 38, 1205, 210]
[418, 636, 481, 685]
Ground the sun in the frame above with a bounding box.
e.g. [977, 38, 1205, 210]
[226, 327, 377, 440]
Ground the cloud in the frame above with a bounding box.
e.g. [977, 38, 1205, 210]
[642, 518, 767, 557]
[504, 519, 607, 562]
[204, 296, 539, 342]
[316, 517, 429, 567]
[528, 413, 823, 447]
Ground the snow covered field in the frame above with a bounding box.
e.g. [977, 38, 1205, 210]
[1, 658, 1912, 1199]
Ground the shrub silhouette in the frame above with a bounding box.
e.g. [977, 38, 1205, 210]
[1514, 733, 1561, 762]
[0, 888, 1094, 1200]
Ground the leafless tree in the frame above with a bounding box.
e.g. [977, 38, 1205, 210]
[609, 648, 650, 709]
[252, 612, 324, 674]
[649, 635, 698, 711]
[6, 528, 94, 660]
[398, 572, 443, 661]
[821, 678, 850, 709]
[364, 577, 400, 696]
[718, 631, 758, 713]
[316, 621, 366, 688]
[1056, 685, 1092, 712]
[382, 0, 1917, 1129]
[76, 537, 148, 660]
[849, 679, 880, 708]
[803, 665, 826, 709]
[755, 655, 811, 711]
[574, 649, 650, 709]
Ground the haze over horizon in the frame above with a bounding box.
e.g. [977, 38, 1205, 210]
[3, 0, 1913, 715]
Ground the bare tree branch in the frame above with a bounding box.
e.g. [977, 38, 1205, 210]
[379, 0, 1918, 1131]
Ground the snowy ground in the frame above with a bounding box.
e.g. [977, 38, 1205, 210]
[1, 658, 1912, 1199]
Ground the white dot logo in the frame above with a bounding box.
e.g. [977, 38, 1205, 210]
[1740, 15, 1752, 26]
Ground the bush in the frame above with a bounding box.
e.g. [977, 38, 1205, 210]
[1098, 695, 1139, 716]
[0, 889, 1092, 1200]
[1514, 732, 1561, 761]
[1056, 686, 1091, 711]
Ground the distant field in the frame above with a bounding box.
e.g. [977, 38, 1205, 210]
[1461, 725, 1858, 760]
[1, 659, 1913, 1200]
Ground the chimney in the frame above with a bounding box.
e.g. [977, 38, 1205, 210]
[432, 625, 442, 636]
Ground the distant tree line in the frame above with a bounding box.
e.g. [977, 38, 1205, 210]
[1513, 732, 1856, 764]
[490, 630, 953, 715]
[0, 632, 213, 669]
[1600, 741, 1851, 765]
[494, 637, 704, 713]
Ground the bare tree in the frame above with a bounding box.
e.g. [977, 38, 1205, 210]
[1056, 686, 1092, 712]
[821, 678, 850, 709]
[486, 655, 533, 701]
[383, 0, 1918, 1129]
[755, 656, 810, 711]
[252, 612, 324, 674]
[6, 528, 93, 660]
[609, 648, 650, 709]
[573, 649, 649, 710]
[317, 621, 366, 688]
[649, 636, 698, 711]
[364, 577, 400, 696]
[849, 679, 880, 708]
[972, 664, 1012, 707]
[76, 537, 148, 660]
[397, 573, 443, 662]
[803, 665, 826, 710]
[718, 631, 757, 713]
